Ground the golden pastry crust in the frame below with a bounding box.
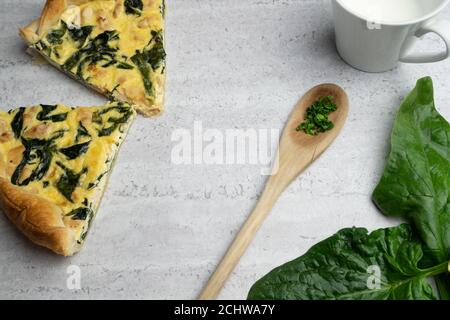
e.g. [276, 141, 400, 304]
[20, 0, 166, 118]
[21, 1, 93, 41]
[20, 20, 40, 45]
[0, 177, 78, 256]
[38, 0, 68, 37]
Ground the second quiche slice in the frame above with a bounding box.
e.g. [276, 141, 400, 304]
[20, 0, 166, 117]
[0, 102, 135, 256]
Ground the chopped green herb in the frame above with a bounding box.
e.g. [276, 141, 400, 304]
[296, 96, 337, 136]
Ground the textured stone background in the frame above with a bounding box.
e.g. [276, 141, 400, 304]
[0, 0, 449, 299]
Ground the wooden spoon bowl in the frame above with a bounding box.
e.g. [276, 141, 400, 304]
[288, 84, 349, 147]
[278, 84, 349, 187]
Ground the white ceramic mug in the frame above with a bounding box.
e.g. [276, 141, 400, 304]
[332, 0, 450, 72]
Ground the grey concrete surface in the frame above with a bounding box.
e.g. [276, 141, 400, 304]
[0, 0, 449, 300]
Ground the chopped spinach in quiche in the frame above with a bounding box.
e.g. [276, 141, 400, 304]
[20, 0, 166, 117]
[0, 102, 135, 256]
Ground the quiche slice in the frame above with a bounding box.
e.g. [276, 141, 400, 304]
[0, 102, 135, 256]
[20, 0, 166, 117]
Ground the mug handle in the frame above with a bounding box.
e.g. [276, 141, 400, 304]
[400, 19, 450, 63]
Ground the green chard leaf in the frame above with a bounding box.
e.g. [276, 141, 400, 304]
[56, 162, 87, 202]
[131, 51, 153, 96]
[46, 22, 67, 45]
[62, 51, 82, 72]
[116, 61, 134, 70]
[145, 41, 166, 71]
[248, 224, 448, 300]
[11, 107, 25, 138]
[124, 0, 143, 16]
[97, 106, 133, 137]
[145, 30, 166, 71]
[88, 170, 108, 190]
[372, 77, 450, 297]
[75, 121, 91, 142]
[11, 131, 65, 186]
[59, 141, 91, 160]
[68, 25, 94, 48]
[62, 30, 119, 78]
[66, 207, 93, 221]
[131, 30, 166, 96]
[12, 143, 53, 186]
[37, 104, 68, 122]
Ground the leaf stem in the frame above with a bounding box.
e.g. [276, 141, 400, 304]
[423, 262, 450, 300]
[422, 261, 450, 277]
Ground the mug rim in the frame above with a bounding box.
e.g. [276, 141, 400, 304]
[336, 0, 450, 26]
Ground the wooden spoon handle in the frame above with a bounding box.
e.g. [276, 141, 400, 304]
[198, 178, 282, 300]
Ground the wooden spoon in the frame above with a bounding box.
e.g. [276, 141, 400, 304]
[198, 84, 349, 300]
